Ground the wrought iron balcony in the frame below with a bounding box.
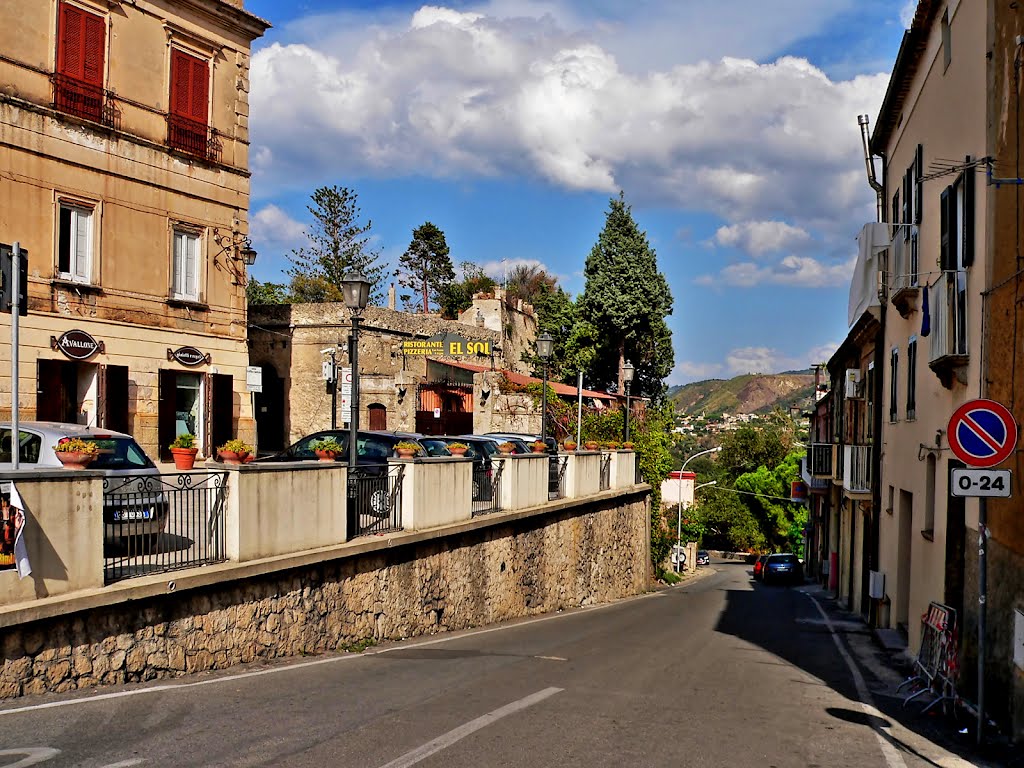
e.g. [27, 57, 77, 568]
[800, 456, 830, 492]
[51, 73, 121, 130]
[807, 442, 833, 478]
[843, 445, 872, 495]
[928, 273, 969, 387]
[167, 114, 223, 163]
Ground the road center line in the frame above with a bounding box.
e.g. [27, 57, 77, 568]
[376, 687, 563, 768]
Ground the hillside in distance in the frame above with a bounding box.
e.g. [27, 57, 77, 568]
[668, 371, 815, 416]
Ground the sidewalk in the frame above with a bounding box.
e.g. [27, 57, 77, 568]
[800, 584, 1021, 767]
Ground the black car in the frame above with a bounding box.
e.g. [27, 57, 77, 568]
[484, 432, 561, 494]
[258, 430, 426, 465]
[762, 553, 803, 585]
[696, 550, 710, 566]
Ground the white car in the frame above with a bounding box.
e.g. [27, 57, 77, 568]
[670, 544, 687, 567]
[0, 422, 167, 546]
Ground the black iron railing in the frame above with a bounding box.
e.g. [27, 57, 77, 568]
[472, 459, 503, 516]
[348, 464, 404, 538]
[808, 443, 833, 477]
[600, 452, 612, 491]
[102, 471, 227, 584]
[549, 456, 568, 501]
[167, 114, 223, 163]
[52, 73, 121, 129]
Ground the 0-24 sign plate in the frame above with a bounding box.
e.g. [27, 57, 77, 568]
[951, 468, 1012, 498]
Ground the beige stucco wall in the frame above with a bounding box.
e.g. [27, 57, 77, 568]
[0, 471, 104, 603]
[223, 462, 349, 561]
[564, 452, 601, 498]
[875, 0, 986, 654]
[396, 458, 472, 530]
[609, 451, 636, 489]
[496, 454, 548, 510]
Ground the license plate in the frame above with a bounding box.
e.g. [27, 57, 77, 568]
[114, 508, 153, 521]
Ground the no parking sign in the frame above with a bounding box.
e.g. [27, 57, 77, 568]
[947, 399, 1018, 468]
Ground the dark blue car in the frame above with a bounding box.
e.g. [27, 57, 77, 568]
[762, 553, 803, 585]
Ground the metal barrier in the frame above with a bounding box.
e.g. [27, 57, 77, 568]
[103, 471, 227, 584]
[600, 453, 612, 491]
[348, 464, 404, 538]
[472, 459, 504, 516]
[549, 456, 569, 501]
[896, 602, 959, 714]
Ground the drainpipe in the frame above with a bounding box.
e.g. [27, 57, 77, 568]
[858, 115, 885, 222]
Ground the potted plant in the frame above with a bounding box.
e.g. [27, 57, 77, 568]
[446, 442, 469, 456]
[530, 440, 547, 454]
[604, 441, 621, 450]
[562, 439, 577, 451]
[311, 436, 343, 462]
[622, 441, 635, 450]
[497, 441, 517, 454]
[395, 440, 421, 458]
[584, 440, 599, 451]
[169, 433, 199, 470]
[217, 438, 253, 466]
[53, 437, 99, 469]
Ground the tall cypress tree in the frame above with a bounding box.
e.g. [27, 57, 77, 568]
[577, 192, 674, 398]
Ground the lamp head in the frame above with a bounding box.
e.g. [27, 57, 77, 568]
[241, 244, 257, 266]
[622, 360, 635, 384]
[537, 332, 554, 360]
[342, 273, 371, 311]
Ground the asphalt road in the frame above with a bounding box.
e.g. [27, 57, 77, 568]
[0, 561, 968, 767]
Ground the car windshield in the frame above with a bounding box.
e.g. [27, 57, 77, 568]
[769, 555, 799, 566]
[420, 439, 451, 457]
[87, 437, 155, 469]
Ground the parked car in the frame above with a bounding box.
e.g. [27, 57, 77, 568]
[696, 550, 710, 566]
[753, 553, 769, 580]
[434, 436, 502, 501]
[762, 553, 803, 586]
[418, 437, 454, 458]
[484, 432, 561, 493]
[0, 421, 166, 547]
[669, 544, 686, 568]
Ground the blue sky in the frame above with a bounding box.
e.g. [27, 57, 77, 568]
[242, 0, 914, 384]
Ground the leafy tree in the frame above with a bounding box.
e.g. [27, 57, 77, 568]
[577, 192, 674, 399]
[286, 185, 386, 303]
[397, 222, 454, 313]
[437, 262, 496, 319]
[246, 279, 289, 305]
[506, 263, 555, 304]
[718, 424, 790, 478]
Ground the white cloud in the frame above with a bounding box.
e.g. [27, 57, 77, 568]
[711, 220, 811, 256]
[806, 342, 839, 367]
[669, 360, 725, 384]
[726, 346, 796, 376]
[251, 204, 307, 244]
[899, 1, 917, 29]
[695, 254, 854, 288]
[250, 9, 888, 229]
[477, 257, 545, 280]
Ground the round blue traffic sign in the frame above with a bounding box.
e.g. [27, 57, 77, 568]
[947, 399, 1018, 468]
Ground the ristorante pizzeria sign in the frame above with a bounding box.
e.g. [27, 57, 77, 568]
[401, 333, 491, 357]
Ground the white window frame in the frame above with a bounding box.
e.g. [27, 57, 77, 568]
[171, 227, 202, 302]
[57, 201, 94, 284]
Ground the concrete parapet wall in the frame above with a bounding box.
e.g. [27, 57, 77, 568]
[564, 453, 601, 498]
[0, 488, 650, 698]
[496, 455, 548, 510]
[609, 451, 637, 488]
[395, 458, 473, 530]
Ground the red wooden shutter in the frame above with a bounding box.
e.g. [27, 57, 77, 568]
[170, 50, 209, 126]
[58, 2, 84, 79]
[189, 56, 209, 124]
[82, 12, 105, 86]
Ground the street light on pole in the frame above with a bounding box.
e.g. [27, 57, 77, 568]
[676, 446, 721, 573]
[341, 273, 371, 472]
[622, 360, 634, 444]
[537, 332, 553, 444]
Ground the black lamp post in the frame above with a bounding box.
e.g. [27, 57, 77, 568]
[622, 360, 634, 443]
[341, 274, 371, 471]
[537, 332, 553, 445]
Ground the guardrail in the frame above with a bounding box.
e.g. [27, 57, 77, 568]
[897, 602, 959, 715]
[348, 464, 404, 537]
[472, 460, 503, 516]
[103, 471, 227, 584]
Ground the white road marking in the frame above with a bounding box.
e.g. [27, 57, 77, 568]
[376, 687, 563, 768]
[0, 748, 60, 767]
[533, 655, 567, 661]
[100, 760, 145, 767]
[0, 590, 668, 717]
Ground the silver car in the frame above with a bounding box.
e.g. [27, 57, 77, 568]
[0, 422, 167, 546]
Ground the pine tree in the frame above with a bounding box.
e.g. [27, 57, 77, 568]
[577, 192, 674, 398]
[396, 222, 454, 312]
[286, 185, 386, 303]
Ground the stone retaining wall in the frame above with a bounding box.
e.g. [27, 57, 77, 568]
[0, 495, 648, 697]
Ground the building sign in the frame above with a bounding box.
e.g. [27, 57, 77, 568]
[401, 333, 491, 357]
[168, 346, 211, 367]
[246, 366, 263, 393]
[51, 329, 103, 360]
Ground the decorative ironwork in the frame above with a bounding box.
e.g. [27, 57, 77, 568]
[167, 114, 222, 163]
[600, 452, 612, 491]
[103, 471, 227, 584]
[472, 459, 504, 516]
[348, 464, 404, 538]
[549, 455, 569, 501]
[51, 73, 121, 129]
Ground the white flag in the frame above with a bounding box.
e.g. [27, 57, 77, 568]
[8, 483, 32, 580]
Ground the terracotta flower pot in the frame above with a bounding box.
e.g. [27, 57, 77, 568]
[498, 444, 515, 454]
[170, 447, 198, 470]
[55, 451, 95, 470]
[218, 449, 249, 466]
[562, 441, 577, 451]
[448, 446, 468, 456]
[584, 441, 599, 451]
[397, 449, 417, 458]
[315, 449, 338, 462]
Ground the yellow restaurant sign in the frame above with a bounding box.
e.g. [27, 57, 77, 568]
[401, 333, 491, 357]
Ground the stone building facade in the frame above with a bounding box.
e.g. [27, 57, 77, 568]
[0, 0, 269, 459]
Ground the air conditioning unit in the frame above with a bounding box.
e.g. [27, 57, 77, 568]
[844, 369, 863, 399]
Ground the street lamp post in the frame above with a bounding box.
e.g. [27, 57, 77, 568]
[341, 274, 371, 471]
[676, 446, 721, 573]
[537, 332, 553, 444]
[622, 360, 634, 444]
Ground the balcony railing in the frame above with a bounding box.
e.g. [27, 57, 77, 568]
[167, 114, 223, 163]
[889, 233, 919, 316]
[808, 443, 833, 478]
[800, 456, 830, 492]
[929, 274, 969, 364]
[843, 445, 872, 494]
[51, 73, 121, 130]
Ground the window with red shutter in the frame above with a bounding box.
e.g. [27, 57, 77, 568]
[55, 1, 107, 123]
[168, 49, 217, 160]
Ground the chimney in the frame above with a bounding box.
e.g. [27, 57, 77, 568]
[388, 282, 396, 310]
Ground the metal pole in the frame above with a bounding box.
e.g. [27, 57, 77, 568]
[978, 496, 987, 746]
[11, 242, 20, 471]
[330, 346, 337, 430]
[576, 371, 583, 448]
[624, 382, 631, 444]
[348, 318, 360, 470]
[541, 361, 548, 443]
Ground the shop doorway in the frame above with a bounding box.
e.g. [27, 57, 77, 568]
[415, 380, 473, 436]
[253, 364, 285, 452]
[36, 359, 126, 428]
[158, 370, 234, 460]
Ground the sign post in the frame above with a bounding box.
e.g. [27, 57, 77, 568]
[947, 398, 1019, 745]
[9, 244, 20, 470]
